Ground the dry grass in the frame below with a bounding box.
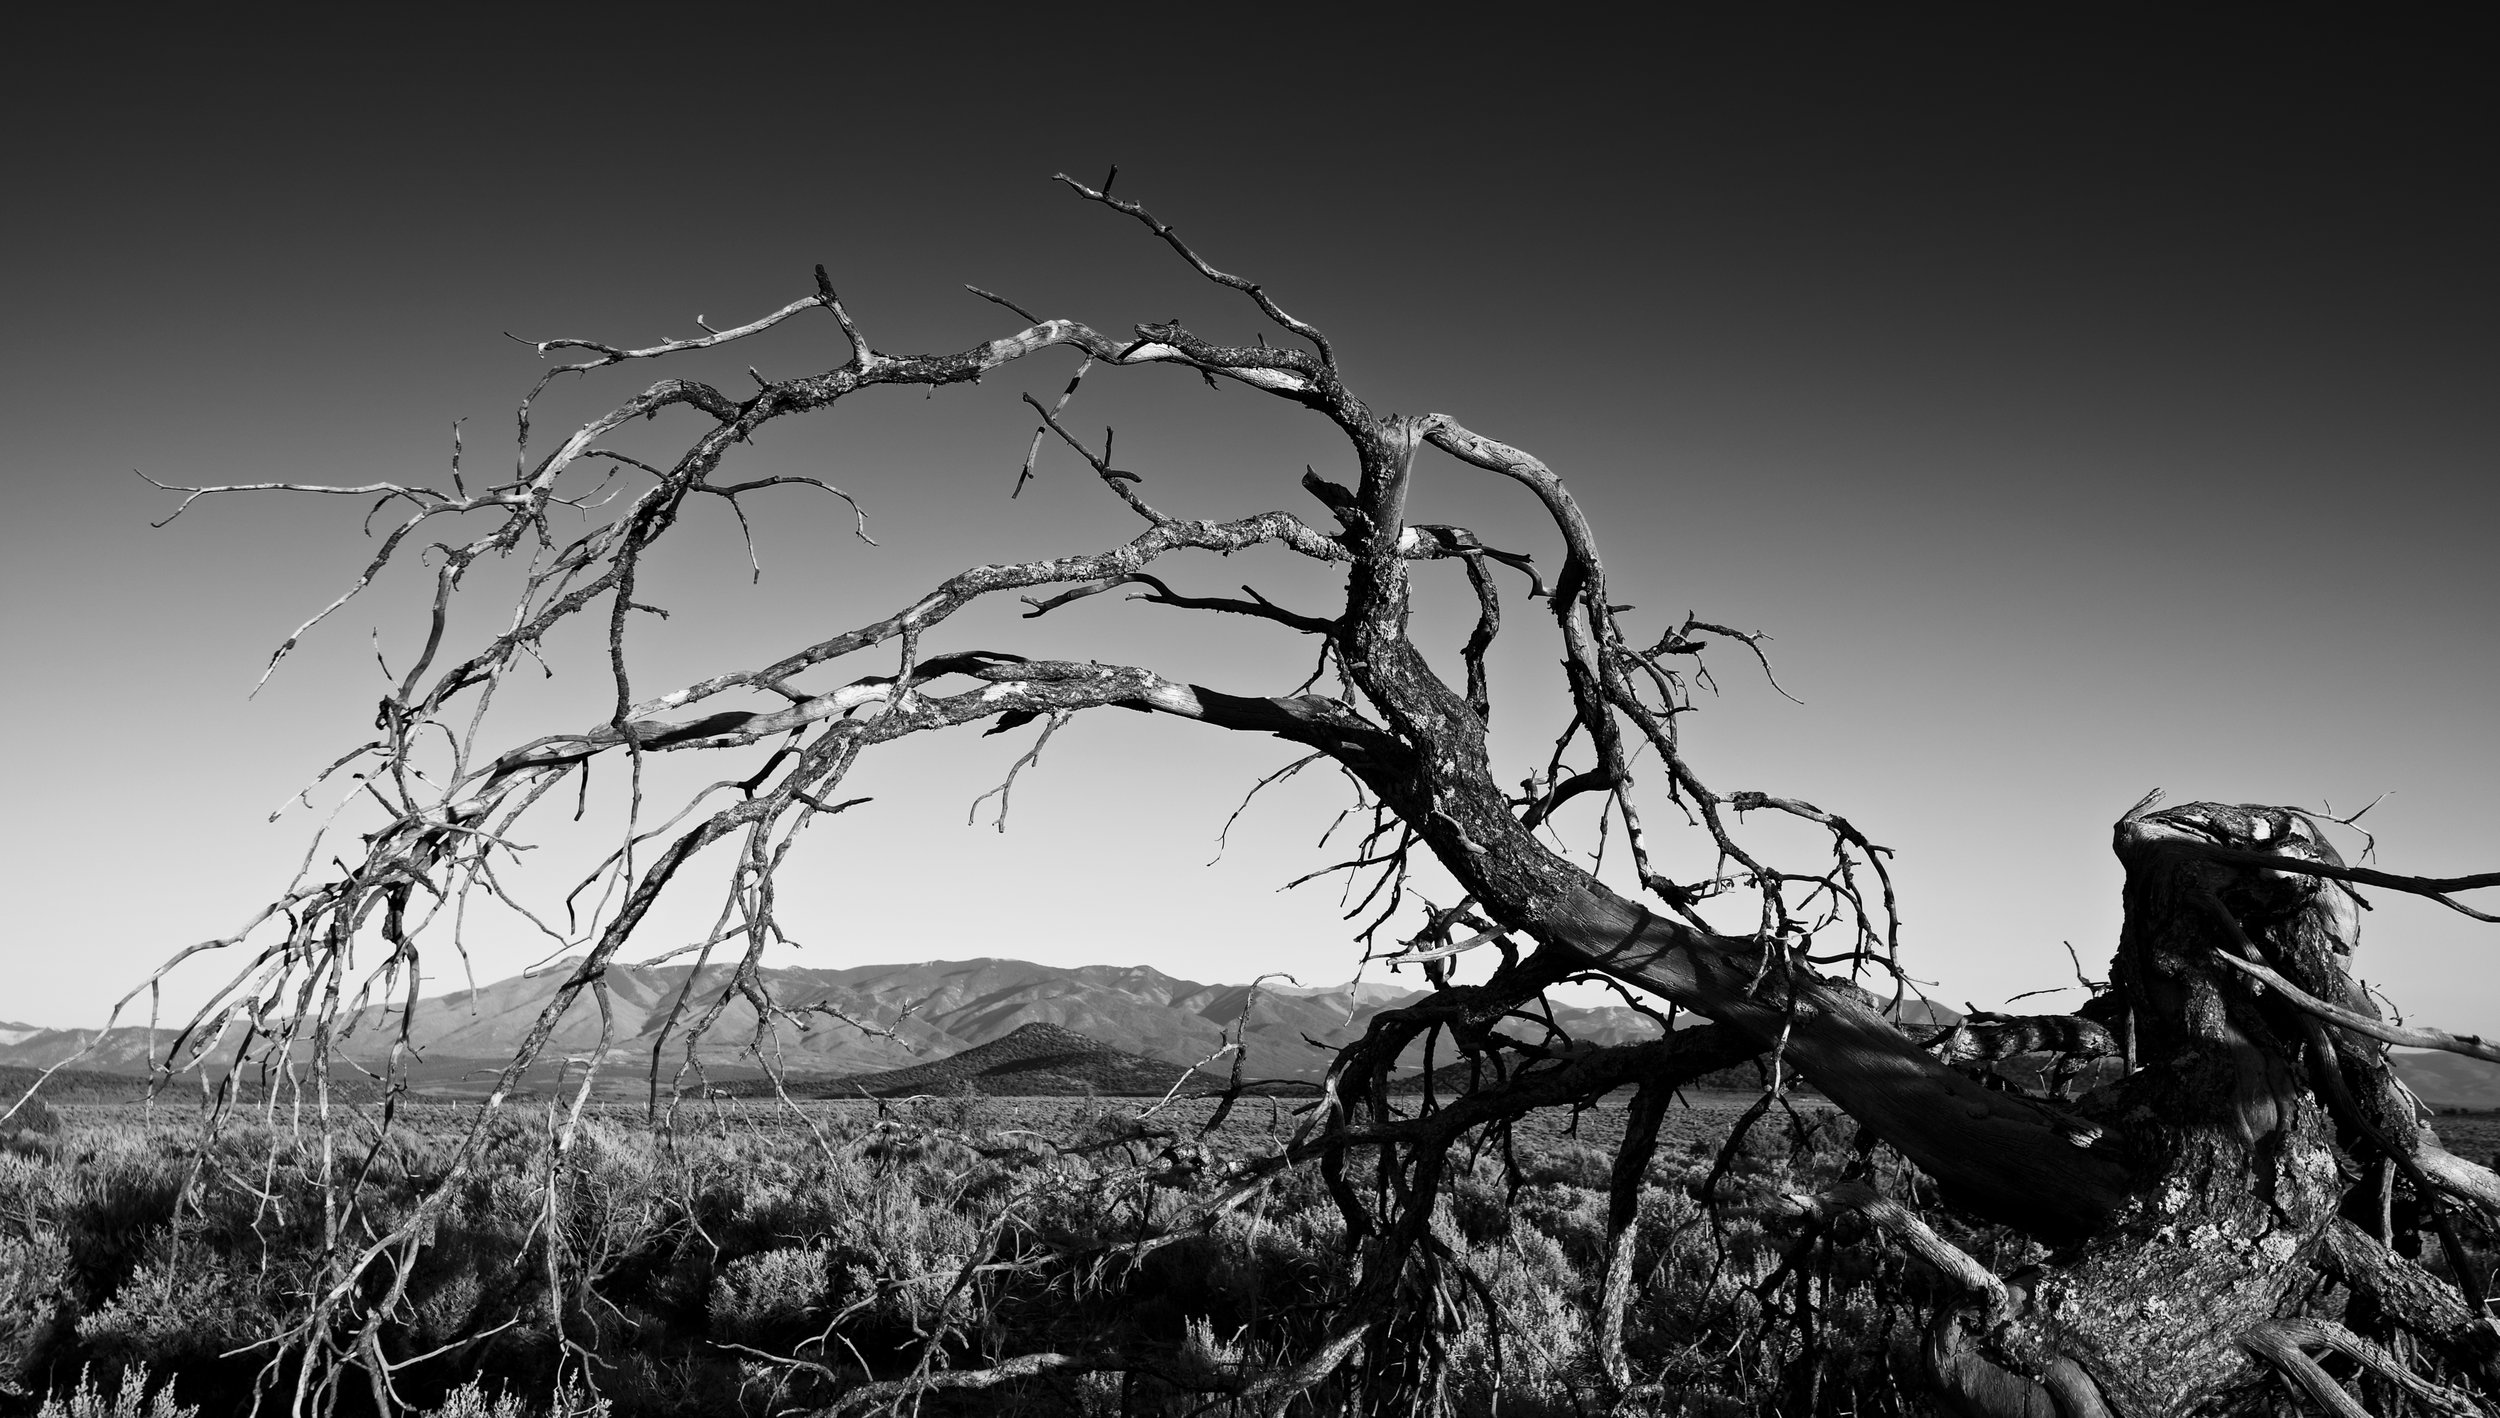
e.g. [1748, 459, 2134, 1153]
[0, 1093, 1952, 1417]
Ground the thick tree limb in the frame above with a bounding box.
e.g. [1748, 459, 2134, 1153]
[2199, 906, 2500, 1064]
[1778, 1179, 2013, 1320]
[1536, 886, 2131, 1237]
[2242, 1318, 2483, 1418]
[1598, 1075, 1670, 1389]
[819, 1350, 1110, 1416]
[2318, 1221, 2500, 1394]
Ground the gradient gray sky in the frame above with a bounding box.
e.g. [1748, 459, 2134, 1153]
[3, 13, 2492, 1033]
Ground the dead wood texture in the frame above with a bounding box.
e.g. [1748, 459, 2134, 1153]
[48, 179, 2500, 1417]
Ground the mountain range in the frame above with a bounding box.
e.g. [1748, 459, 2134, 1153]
[0, 959, 1663, 1096]
[771, 1021, 1227, 1100]
[5, 961, 2495, 1107]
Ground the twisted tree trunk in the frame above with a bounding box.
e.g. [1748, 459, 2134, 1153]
[1977, 802, 2361, 1412]
[1827, 802, 2494, 1415]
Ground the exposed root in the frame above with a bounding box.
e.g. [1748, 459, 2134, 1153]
[2242, 1317, 2484, 1418]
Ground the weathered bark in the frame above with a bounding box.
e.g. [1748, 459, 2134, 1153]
[1544, 880, 2133, 1239]
[1876, 802, 2498, 1416]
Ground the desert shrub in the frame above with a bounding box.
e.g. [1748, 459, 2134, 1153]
[0, 1150, 51, 1227]
[3, 1096, 58, 1138]
[562, 1123, 665, 1246]
[408, 1254, 492, 1350]
[937, 1081, 1001, 1136]
[73, 1258, 280, 1372]
[1445, 1168, 1511, 1246]
[707, 1151, 850, 1251]
[4, 1099, 1975, 1416]
[1511, 1180, 1610, 1273]
[415, 1375, 610, 1418]
[706, 1246, 832, 1348]
[1167, 1314, 1254, 1391]
[1230, 1162, 1343, 1258]
[1446, 1226, 1594, 1417]
[853, 1122, 979, 1175]
[49, 1146, 187, 1307]
[1, 1230, 72, 1398]
[33, 1365, 197, 1418]
[1063, 1090, 1122, 1144]
[824, 1204, 981, 1348]
[1517, 1139, 1612, 1191]
[1630, 1182, 1707, 1284]
[1070, 1370, 1123, 1418]
[420, 1379, 536, 1418]
[1191, 1207, 1341, 1319]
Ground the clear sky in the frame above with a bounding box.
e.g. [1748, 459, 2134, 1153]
[3, 13, 2492, 1034]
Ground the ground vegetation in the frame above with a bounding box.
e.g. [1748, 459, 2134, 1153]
[0, 1094, 2072, 1416]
